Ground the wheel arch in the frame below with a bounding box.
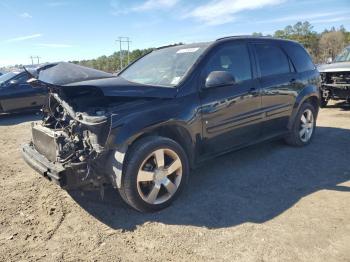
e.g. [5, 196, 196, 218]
[106, 122, 196, 189]
[126, 123, 195, 168]
[288, 85, 320, 130]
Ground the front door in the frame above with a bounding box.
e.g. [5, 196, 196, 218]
[199, 41, 262, 157]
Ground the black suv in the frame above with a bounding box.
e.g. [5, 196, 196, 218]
[22, 37, 320, 212]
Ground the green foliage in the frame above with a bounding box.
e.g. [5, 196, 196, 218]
[73, 23, 350, 71]
[270, 21, 349, 63]
[72, 48, 155, 73]
[273, 21, 320, 61]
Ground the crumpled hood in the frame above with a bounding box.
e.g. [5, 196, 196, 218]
[35, 62, 177, 99]
[65, 76, 177, 98]
[317, 62, 350, 73]
[37, 62, 114, 84]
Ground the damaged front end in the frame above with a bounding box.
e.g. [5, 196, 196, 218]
[21, 62, 176, 190]
[320, 71, 350, 101]
[22, 90, 112, 189]
[21, 63, 116, 189]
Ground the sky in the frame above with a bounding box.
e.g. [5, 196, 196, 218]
[0, 0, 350, 66]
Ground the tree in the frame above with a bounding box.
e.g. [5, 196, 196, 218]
[273, 21, 319, 62]
[71, 22, 350, 71]
[319, 31, 345, 62]
[72, 47, 155, 72]
[274, 29, 287, 38]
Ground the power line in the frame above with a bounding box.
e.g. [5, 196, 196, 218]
[115, 37, 131, 70]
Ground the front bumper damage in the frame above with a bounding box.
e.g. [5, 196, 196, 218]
[320, 72, 350, 100]
[321, 84, 350, 100]
[22, 142, 111, 189]
[22, 142, 125, 191]
[22, 143, 67, 187]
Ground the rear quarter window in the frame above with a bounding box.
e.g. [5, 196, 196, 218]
[283, 43, 315, 72]
[254, 43, 290, 77]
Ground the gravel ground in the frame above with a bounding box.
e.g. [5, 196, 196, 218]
[0, 101, 349, 262]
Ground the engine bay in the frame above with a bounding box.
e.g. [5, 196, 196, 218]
[33, 90, 113, 166]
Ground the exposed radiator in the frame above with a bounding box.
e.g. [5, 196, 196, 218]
[31, 124, 58, 162]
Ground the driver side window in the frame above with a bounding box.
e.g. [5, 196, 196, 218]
[204, 43, 252, 83]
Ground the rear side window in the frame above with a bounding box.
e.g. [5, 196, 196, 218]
[255, 43, 290, 77]
[283, 43, 315, 72]
[204, 43, 252, 82]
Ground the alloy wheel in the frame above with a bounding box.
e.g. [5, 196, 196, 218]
[136, 148, 183, 205]
[299, 108, 314, 143]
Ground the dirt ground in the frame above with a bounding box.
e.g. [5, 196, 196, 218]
[0, 101, 349, 262]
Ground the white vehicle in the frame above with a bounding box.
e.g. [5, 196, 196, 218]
[318, 45, 350, 107]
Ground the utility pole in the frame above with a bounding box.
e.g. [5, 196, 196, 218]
[115, 37, 131, 71]
[119, 37, 122, 70]
[29, 56, 41, 65]
[127, 37, 131, 65]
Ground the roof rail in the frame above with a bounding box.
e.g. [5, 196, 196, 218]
[215, 35, 252, 41]
[157, 43, 184, 50]
[216, 35, 275, 41]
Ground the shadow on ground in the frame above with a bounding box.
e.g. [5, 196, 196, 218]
[0, 111, 40, 126]
[68, 126, 350, 231]
[327, 101, 350, 111]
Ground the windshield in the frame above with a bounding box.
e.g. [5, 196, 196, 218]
[120, 44, 210, 87]
[0, 72, 17, 85]
[334, 47, 350, 62]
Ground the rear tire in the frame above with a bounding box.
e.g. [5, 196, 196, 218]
[118, 136, 189, 212]
[285, 102, 317, 147]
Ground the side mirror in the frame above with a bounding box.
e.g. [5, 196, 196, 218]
[9, 79, 19, 85]
[326, 57, 333, 64]
[204, 71, 235, 89]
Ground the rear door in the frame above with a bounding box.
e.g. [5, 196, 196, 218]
[199, 41, 262, 156]
[0, 73, 47, 112]
[252, 41, 297, 137]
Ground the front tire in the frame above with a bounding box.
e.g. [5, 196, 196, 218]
[118, 136, 189, 212]
[285, 102, 317, 146]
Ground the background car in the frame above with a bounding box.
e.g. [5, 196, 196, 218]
[0, 70, 47, 113]
[318, 45, 350, 107]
